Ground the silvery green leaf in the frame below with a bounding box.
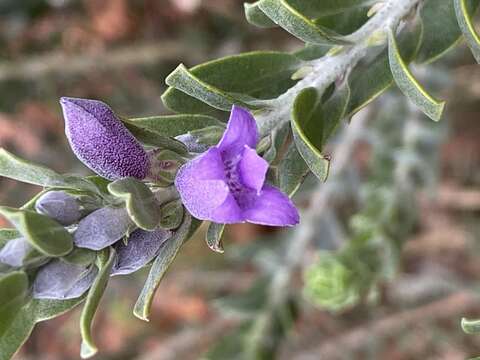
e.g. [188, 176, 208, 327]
[0, 271, 29, 339]
[112, 228, 172, 276]
[278, 143, 310, 197]
[0, 238, 31, 267]
[62, 248, 97, 266]
[0, 148, 97, 193]
[244, 1, 276, 28]
[33, 259, 98, 300]
[74, 207, 134, 250]
[134, 213, 192, 321]
[159, 200, 184, 230]
[387, 28, 445, 121]
[206, 222, 225, 253]
[454, 0, 480, 63]
[35, 191, 81, 226]
[126, 114, 223, 137]
[123, 123, 188, 154]
[107, 178, 160, 231]
[80, 248, 115, 359]
[0, 207, 73, 257]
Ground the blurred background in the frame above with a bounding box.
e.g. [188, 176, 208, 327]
[1, 0, 480, 359]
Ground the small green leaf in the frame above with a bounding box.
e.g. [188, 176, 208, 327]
[159, 200, 184, 230]
[455, 0, 480, 63]
[124, 123, 188, 154]
[165, 64, 259, 112]
[258, 0, 349, 45]
[314, 5, 369, 35]
[388, 28, 445, 121]
[416, 0, 479, 63]
[0, 297, 85, 360]
[462, 317, 480, 334]
[287, 0, 376, 17]
[0, 228, 20, 248]
[293, 43, 331, 61]
[0, 207, 73, 257]
[62, 248, 97, 266]
[291, 84, 348, 182]
[244, 1, 276, 28]
[346, 20, 422, 117]
[126, 114, 223, 137]
[108, 178, 160, 231]
[80, 248, 115, 359]
[162, 51, 301, 115]
[0, 148, 96, 192]
[0, 271, 29, 330]
[206, 222, 226, 253]
[134, 213, 192, 321]
[262, 123, 289, 164]
[278, 143, 310, 197]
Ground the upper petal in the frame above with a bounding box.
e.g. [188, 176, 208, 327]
[217, 105, 258, 158]
[175, 147, 231, 220]
[243, 185, 299, 227]
[238, 145, 268, 194]
[60, 97, 149, 180]
[111, 228, 171, 276]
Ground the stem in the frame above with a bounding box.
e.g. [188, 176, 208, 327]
[256, 0, 421, 137]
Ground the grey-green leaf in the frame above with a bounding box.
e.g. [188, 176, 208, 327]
[278, 142, 310, 197]
[134, 213, 192, 321]
[0, 207, 73, 257]
[126, 114, 223, 137]
[159, 200, 184, 230]
[165, 64, 258, 112]
[0, 148, 96, 192]
[206, 222, 226, 253]
[108, 178, 160, 231]
[454, 0, 480, 63]
[161, 51, 301, 115]
[258, 0, 349, 45]
[244, 1, 276, 28]
[387, 28, 445, 121]
[80, 248, 115, 359]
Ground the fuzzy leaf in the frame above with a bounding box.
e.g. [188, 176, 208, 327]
[80, 248, 115, 359]
[134, 213, 192, 321]
[278, 143, 309, 197]
[286, 0, 376, 17]
[123, 123, 188, 154]
[417, 0, 479, 63]
[454, 0, 480, 63]
[244, 1, 276, 28]
[165, 64, 259, 112]
[108, 178, 160, 231]
[126, 114, 223, 137]
[206, 222, 226, 253]
[162, 51, 301, 114]
[0, 271, 29, 332]
[0, 207, 73, 257]
[159, 200, 184, 230]
[388, 28, 445, 121]
[258, 0, 349, 45]
[0, 148, 96, 192]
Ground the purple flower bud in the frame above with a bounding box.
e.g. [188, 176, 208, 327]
[0, 237, 30, 267]
[33, 259, 98, 300]
[60, 97, 150, 180]
[74, 207, 134, 250]
[35, 191, 81, 225]
[111, 228, 171, 276]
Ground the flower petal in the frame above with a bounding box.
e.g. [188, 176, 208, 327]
[60, 97, 149, 180]
[74, 207, 133, 250]
[238, 145, 268, 194]
[210, 192, 244, 223]
[175, 147, 232, 220]
[0, 237, 30, 267]
[243, 185, 299, 226]
[33, 259, 98, 300]
[217, 105, 258, 158]
[35, 191, 81, 226]
[111, 228, 171, 276]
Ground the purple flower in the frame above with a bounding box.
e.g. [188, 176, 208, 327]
[60, 97, 150, 180]
[35, 191, 81, 225]
[175, 106, 299, 226]
[111, 228, 171, 276]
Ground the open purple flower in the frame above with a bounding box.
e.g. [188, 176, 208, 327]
[175, 106, 299, 226]
[60, 97, 150, 180]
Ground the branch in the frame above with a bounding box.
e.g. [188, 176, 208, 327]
[257, 0, 421, 136]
